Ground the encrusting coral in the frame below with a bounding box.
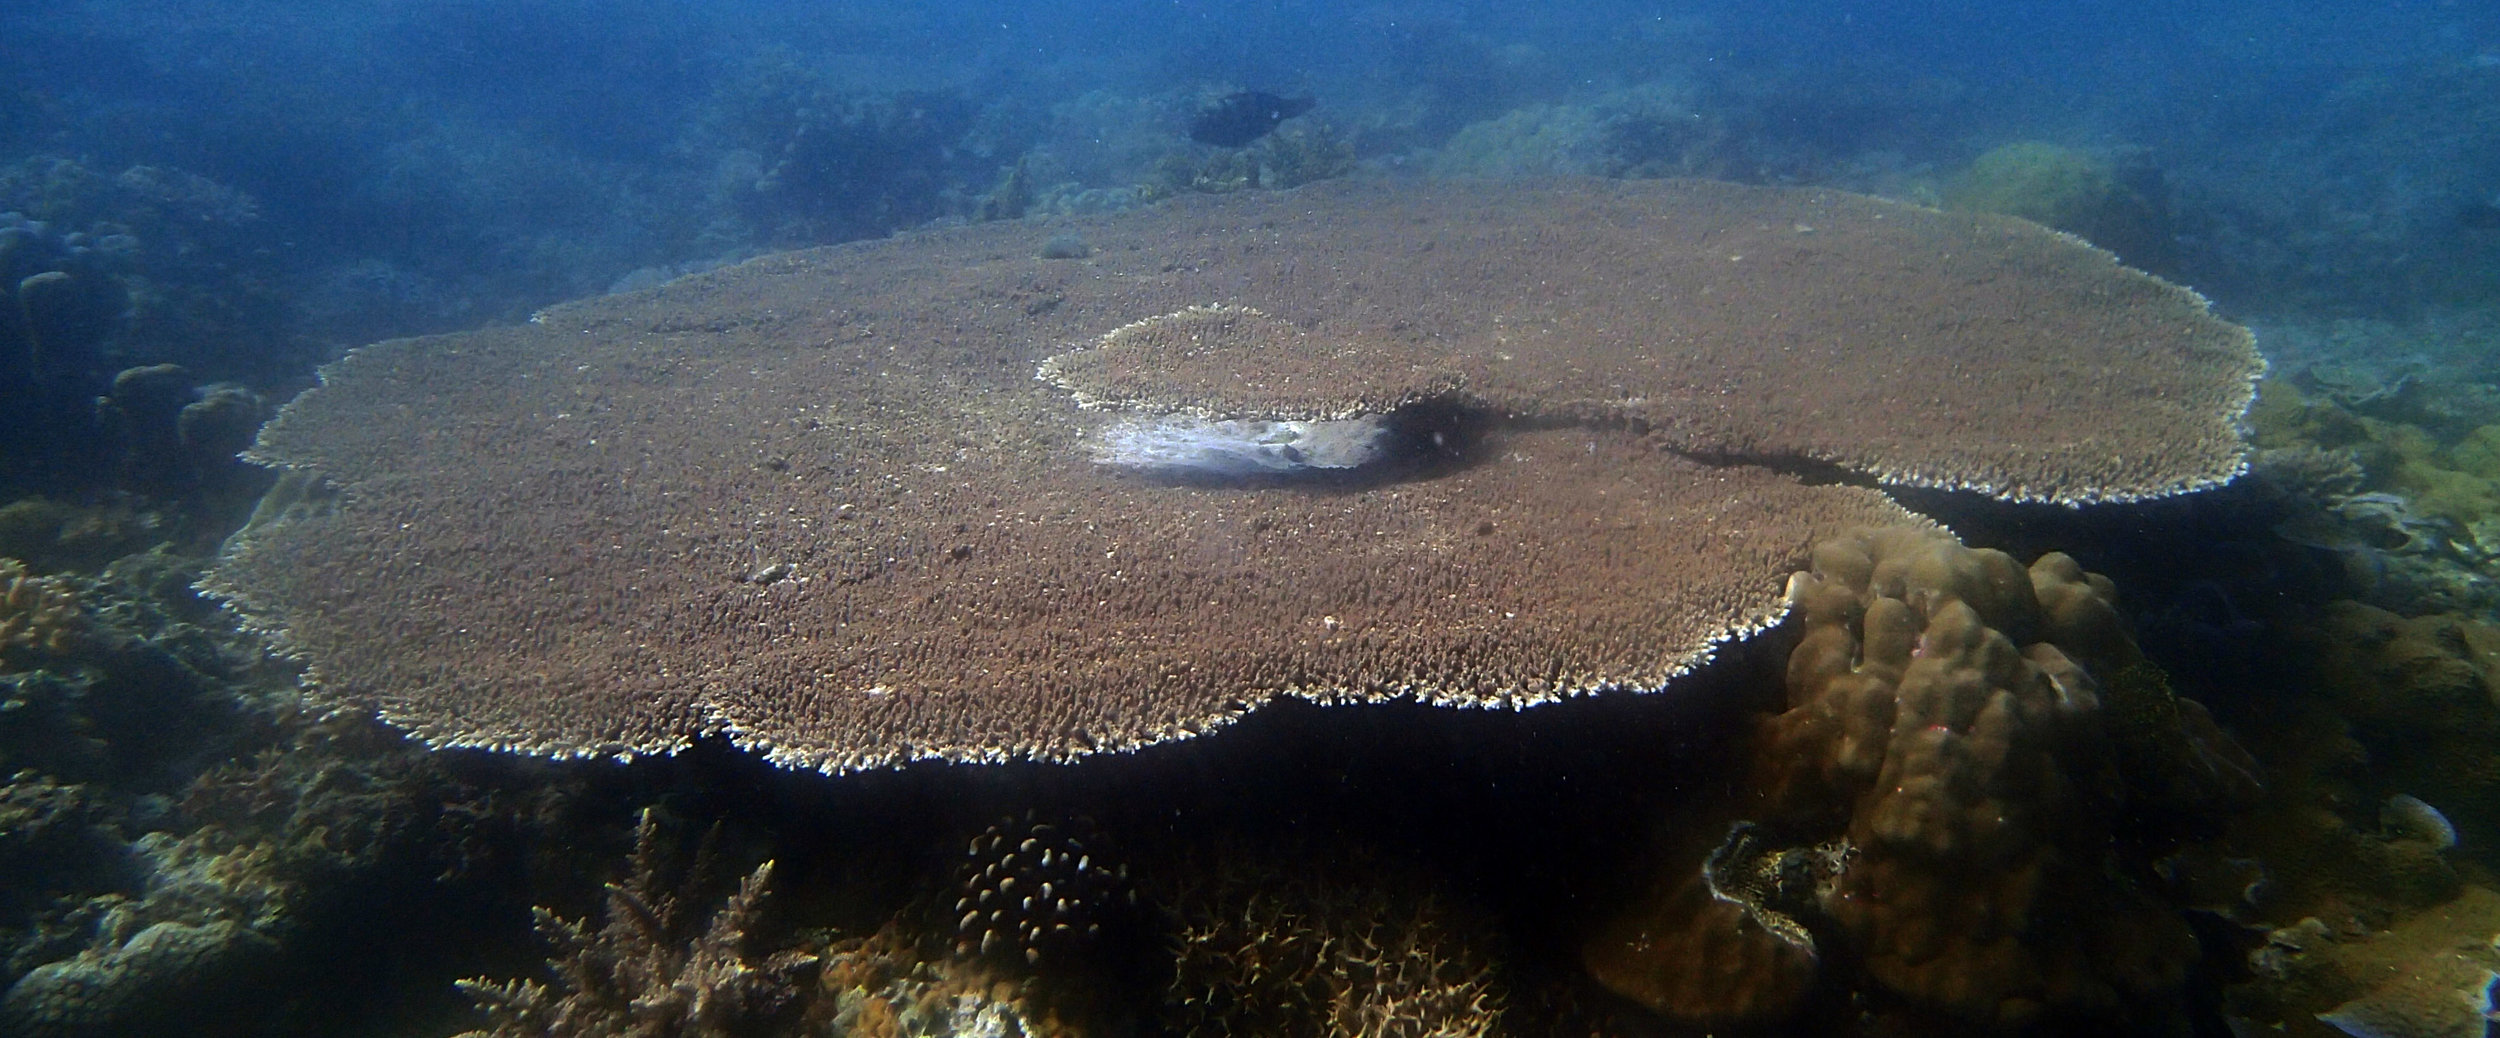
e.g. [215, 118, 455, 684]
[1585, 526, 2260, 1031]
[205, 177, 2258, 774]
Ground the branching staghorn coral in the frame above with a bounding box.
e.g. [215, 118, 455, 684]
[1159, 845, 1504, 1038]
[456, 810, 817, 1038]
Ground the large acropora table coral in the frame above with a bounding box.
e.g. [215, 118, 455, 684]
[201, 177, 2261, 774]
[1584, 527, 2261, 1030]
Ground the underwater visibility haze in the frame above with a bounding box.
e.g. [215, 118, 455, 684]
[2, 1, 2500, 1036]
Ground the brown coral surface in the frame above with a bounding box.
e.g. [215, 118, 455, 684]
[1589, 528, 2258, 1030]
[1036, 178, 2259, 501]
[2302, 601, 2500, 856]
[0, 559, 82, 659]
[204, 178, 2256, 772]
[2232, 884, 2500, 1038]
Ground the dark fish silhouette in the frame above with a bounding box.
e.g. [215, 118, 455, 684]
[1188, 91, 1315, 147]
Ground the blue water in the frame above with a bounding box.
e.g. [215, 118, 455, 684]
[7, 0, 2495, 350]
[5, 2, 2500, 1035]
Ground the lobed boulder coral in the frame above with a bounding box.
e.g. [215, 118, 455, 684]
[92, 364, 270, 512]
[1, 918, 279, 1038]
[1586, 527, 2260, 1031]
[0, 163, 287, 503]
[0, 559, 83, 660]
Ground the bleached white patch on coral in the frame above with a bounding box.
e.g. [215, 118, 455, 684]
[1093, 414, 1390, 476]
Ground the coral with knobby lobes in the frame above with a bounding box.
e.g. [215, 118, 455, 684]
[0, 559, 82, 658]
[203, 178, 2260, 773]
[1585, 527, 2260, 1030]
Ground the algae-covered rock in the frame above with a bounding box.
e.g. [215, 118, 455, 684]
[2229, 884, 2500, 1038]
[2306, 601, 2500, 856]
[2244, 376, 2500, 613]
[0, 919, 279, 1038]
[1429, 84, 1721, 181]
[1946, 141, 2175, 272]
[1149, 121, 1354, 196]
[1431, 104, 1615, 178]
[2448, 426, 2500, 481]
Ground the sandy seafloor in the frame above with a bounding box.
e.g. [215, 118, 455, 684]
[3, 1, 2500, 1035]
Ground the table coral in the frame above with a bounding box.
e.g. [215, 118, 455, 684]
[206, 178, 2258, 774]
